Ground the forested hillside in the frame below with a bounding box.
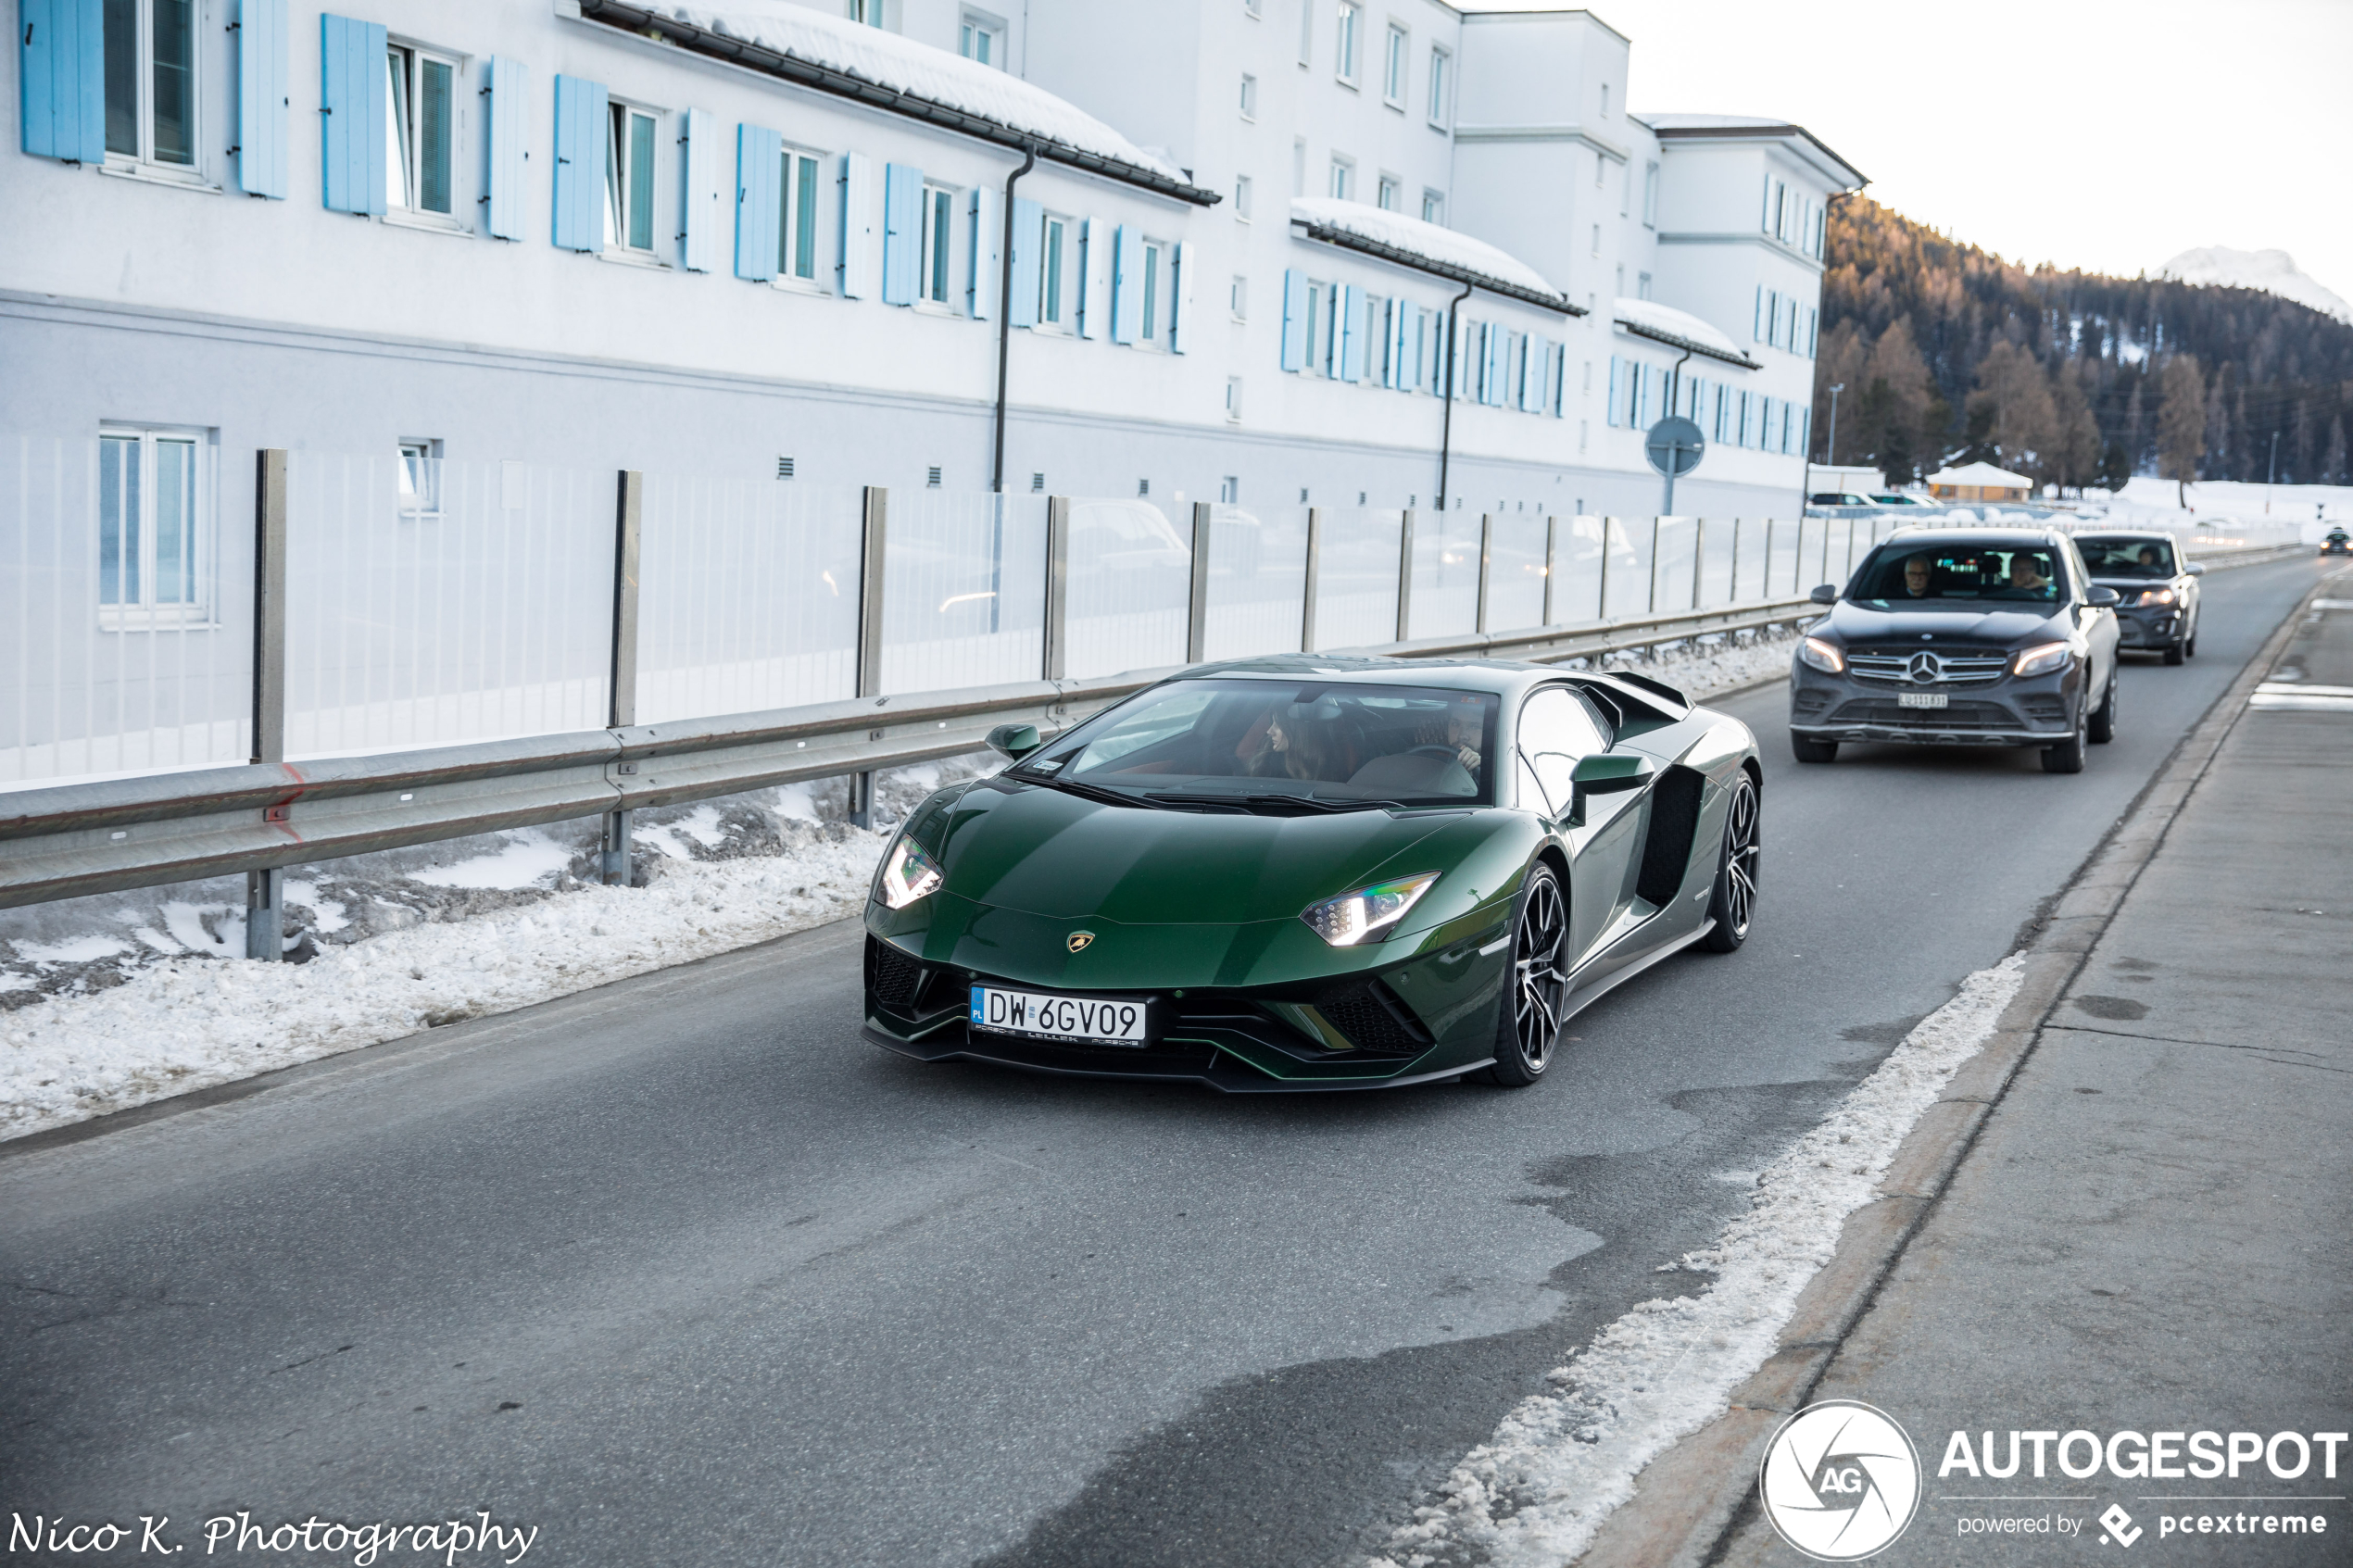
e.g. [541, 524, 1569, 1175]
[1809, 198, 2353, 493]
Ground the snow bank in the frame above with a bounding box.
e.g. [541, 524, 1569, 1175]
[1290, 197, 1564, 303]
[1369, 953, 2027, 1568]
[656, 4, 1183, 181]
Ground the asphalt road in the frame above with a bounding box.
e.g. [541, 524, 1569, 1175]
[0, 555, 2327, 1568]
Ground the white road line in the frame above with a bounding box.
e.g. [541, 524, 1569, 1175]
[1368, 954, 2027, 1568]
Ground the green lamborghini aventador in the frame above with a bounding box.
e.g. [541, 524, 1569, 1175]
[862, 655, 1761, 1092]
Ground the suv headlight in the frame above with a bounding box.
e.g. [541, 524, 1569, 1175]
[875, 834, 944, 909]
[2013, 642, 2072, 678]
[1301, 872, 1439, 947]
[2137, 587, 2176, 606]
[1797, 636, 1845, 674]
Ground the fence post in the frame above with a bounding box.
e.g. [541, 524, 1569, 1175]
[1765, 516, 1777, 596]
[1300, 507, 1322, 653]
[1648, 514, 1662, 615]
[1727, 517, 1741, 605]
[848, 483, 887, 830]
[1043, 495, 1070, 681]
[601, 470, 644, 882]
[245, 449, 288, 961]
[1395, 508, 1416, 643]
[1597, 517, 1612, 620]
[1475, 512, 1494, 633]
[1541, 514, 1557, 626]
[1692, 517, 1705, 610]
[1187, 499, 1212, 663]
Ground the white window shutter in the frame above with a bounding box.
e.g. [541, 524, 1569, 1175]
[967, 186, 997, 320]
[1077, 218, 1101, 338]
[837, 152, 873, 299]
[679, 108, 720, 271]
[484, 56, 526, 240]
[881, 161, 923, 306]
[1008, 196, 1041, 329]
[1110, 225, 1139, 343]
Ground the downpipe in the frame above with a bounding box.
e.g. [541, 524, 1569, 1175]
[1434, 280, 1474, 513]
[989, 144, 1038, 495]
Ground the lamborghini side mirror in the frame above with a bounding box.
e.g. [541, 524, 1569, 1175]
[1567, 753, 1655, 827]
[987, 722, 1042, 759]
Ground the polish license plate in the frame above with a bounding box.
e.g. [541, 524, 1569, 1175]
[971, 986, 1150, 1046]
[1898, 692, 1949, 709]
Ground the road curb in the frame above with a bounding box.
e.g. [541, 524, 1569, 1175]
[1574, 561, 2338, 1568]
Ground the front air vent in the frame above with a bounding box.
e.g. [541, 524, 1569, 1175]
[1313, 980, 1430, 1054]
[867, 936, 925, 1009]
[1635, 764, 1706, 907]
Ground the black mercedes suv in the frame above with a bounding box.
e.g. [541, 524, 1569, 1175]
[1788, 528, 2122, 774]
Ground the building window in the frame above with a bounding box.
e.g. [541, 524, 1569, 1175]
[1382, 24, 1407, 107]
[1243, 0, 1261, 16]
[1038, 213, 1070, 325]
[919, 182, 955, 305]
[1334, 2, 1360, 85]
[1377, 174, 1399, 212]
[1220, 475, 1240, 502]
[605, 104, 659, 253]
[1302, 279, 1327, 376]
[97, 427, 208, 624]
[1591, 223, 1600, 257]
[1427, 46, 1451, 129]
[1225, 380, 1243, 423]
[1140, 238, 1166, 344]
[958, 12, 1003, 66]
[1599, 82, 1610, 118]
[1292, 138, 1307, 195]
[1298, 0, 1314, 65]
[1637, 271, 1653, 300]
[397, 439, 442, 517]
[1239, 73, 1258, 119]
[1421, 188, 1443, 225]
[848, 0, 890, 27]
[105, 0, 198, 169]
[385, 43, 458, 216]
[1642, 161, 1658, 228]
[1230, 274, 1248, 319]
[1328, 157, 1352, 200]
[1234, 173, 1252, 220]
[775, 146, 824, 282]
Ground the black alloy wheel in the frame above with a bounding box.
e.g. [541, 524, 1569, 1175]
[1790, 733, 1838, 764]
[2088, 669, 2118, 744]
[1487, 863, 1568, 1087]
[1700, 771, 1760, 952]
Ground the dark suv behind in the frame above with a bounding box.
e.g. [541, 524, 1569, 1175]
[2074, 531, 2204, 665]
[1788, 529, 2122, 774]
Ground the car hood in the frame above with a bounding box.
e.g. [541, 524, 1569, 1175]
[932, 780, 1466, 924]
[1821, 600, 2064, 646]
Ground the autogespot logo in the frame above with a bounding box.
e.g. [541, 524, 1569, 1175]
[1759, 1400, 1923, 1561]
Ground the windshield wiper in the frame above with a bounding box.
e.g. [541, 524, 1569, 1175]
[1026, 775, 1160, 809]
[1143, 791, 1409, 816]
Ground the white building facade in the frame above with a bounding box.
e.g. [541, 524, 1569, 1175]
[3, 0, 1862, 615]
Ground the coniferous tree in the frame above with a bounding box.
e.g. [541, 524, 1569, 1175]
[2099, 440, 2133, 492]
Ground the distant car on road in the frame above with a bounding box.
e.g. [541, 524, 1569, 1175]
[2323, 527, 2350, 557]
[864, 657, 1763, 1093]
[1788, 528, 2122, 774]
[2073, 531, 2205, 666]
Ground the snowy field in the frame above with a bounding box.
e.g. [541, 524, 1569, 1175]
[0, 627, 1800, 1143]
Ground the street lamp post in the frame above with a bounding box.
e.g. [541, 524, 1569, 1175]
[2267, 430, 2280, 513]
[1826, 383, 1844, 468]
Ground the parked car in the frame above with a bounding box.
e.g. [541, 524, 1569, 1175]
[2072, 531, 2205, 665]
[1787, 528, 2121, 774]
[863, 656, 1762, 1092]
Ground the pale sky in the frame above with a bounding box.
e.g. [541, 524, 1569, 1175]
[1565, 0, 2353, 304]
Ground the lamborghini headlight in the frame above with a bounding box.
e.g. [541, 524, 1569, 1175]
[1797, 636, 1845, 674]
[2012, 641, 2073, 678]
[1300, 872, 1440, 947]
[875, 834, 944, 909]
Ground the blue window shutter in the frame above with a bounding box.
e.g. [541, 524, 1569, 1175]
[1800, 406, 1812, 458]
[680, 107, 721, 272]
[734, 123, 781, 281]
[1280, 269, 1306, 370]
[968, 187, 996, 320]
[484, 56, 526, 240]
[880, 162, 922, 304]
[1171, 240, 1192, 353]
[837, 152, 873, 299]
[1335, 285, 1358, 382]
[1607, 356, 1621, 428]
[1110, 224, 1139, 344]
[321, 15, 387, 215]
[1754, 285, 1765, 342]
[1008, 196, 1042, 328]
[19, 0, 104, 163]
[235, 0, 288, 197]
[1761, 174, 1773, 233]
[1807, 306, 1818, 358]
[549, 74, 607, 249]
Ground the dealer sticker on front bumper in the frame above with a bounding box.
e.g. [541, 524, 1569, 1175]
[971, 986, 1149, 1046]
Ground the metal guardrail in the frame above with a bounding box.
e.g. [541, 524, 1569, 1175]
[0, 596, 1822, 913]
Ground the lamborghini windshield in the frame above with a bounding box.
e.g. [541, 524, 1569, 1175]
[1850, 543, 2064, 606]
[1010, 679, 1501, 809]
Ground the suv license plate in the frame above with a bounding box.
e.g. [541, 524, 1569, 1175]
[971, 985, 1149, 1046]
[1898, 692, 1949, 709]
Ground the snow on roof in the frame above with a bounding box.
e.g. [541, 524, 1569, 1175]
[1612, 297, 1755, 367]
[635, 4, 1189, 186]
[2159, 246, 2353, 325]
[1928, 461, 2035, 489]
[1641, 114, 1794, 132]
[1289, 197, 1567, 307]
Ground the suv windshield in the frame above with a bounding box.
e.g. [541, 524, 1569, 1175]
[1011, 679, 1500, 809]
[2078, 537, 2177, 577]
[1851, 543, 2064, 605]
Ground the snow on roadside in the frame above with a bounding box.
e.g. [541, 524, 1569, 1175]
[0, 822, 884, 1143]
[1368, 953, 2027, 1568]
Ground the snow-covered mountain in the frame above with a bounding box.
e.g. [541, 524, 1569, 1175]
[2158, 246, 2353, 324]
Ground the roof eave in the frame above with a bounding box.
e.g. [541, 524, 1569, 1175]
[1614, 318, 1756, 369]
[576, 0, 1222, 207]
[1290, 220, 1581, 314]
[1652, 121, 1867, 191]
